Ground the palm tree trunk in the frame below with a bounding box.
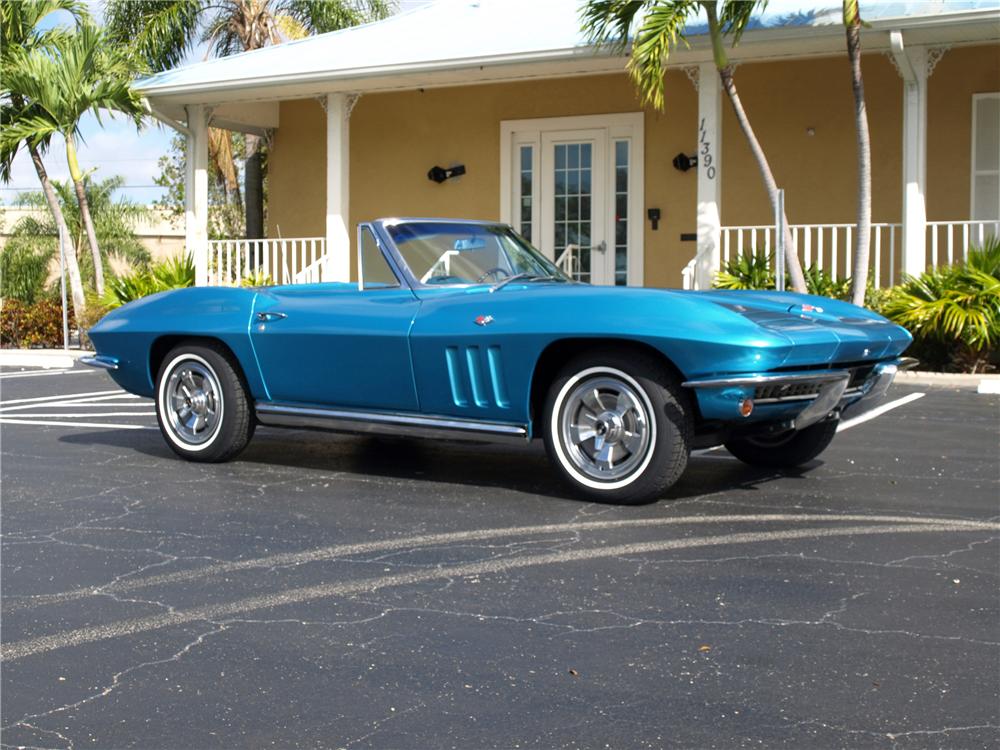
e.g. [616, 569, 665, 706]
[717, 69, 808, 294]
[845, 0, 872, 306]
[245, 133, 264, 239]
[703, 1, 807, 294]
[65, 134, 104, 295]
[28, 144, 86, 318]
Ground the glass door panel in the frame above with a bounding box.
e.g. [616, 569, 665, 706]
[541, 130, 608, 284]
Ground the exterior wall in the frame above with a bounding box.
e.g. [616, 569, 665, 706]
[927, 45, 1000, 221]
[266, 43, 1000, 287]
[267, 98, 328, 239]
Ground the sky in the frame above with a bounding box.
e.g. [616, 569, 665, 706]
[3, 0, 433, 207]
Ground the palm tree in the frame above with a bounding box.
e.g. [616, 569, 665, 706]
[844, 0, 872, 306]
[0, 0, 87, 317]
[583, 0, 808, 293]
[105, 0, 391, 240]
[8, 175, 153, 292]
[1, 22, 146, 297]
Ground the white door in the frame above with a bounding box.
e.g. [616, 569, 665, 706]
[501, 114, 644, 286]
[541, 130, 607, 284]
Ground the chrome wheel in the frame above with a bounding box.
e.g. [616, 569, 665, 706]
[162, 359, 223, 446]
[559, 375, 652, 482]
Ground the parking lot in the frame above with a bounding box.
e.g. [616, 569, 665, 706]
[1, 364, 998, 749]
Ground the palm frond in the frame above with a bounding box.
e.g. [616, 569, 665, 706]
[104, 0, 202, 72]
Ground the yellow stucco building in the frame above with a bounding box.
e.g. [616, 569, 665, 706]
[136, 0, 1000, 290]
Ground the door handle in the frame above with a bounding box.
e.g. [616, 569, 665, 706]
[256, 312, 287, 322]
[595, 241, 607, 253]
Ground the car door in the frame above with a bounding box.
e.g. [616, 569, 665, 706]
[250, 227, 420, 411]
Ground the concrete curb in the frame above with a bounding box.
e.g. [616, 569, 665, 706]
[0, 349, 88, 370]
[897, 369, 1000, 392]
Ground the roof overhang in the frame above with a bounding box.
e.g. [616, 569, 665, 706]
[141, 7, 1000, 128]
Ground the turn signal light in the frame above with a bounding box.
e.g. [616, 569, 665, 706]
[739, 398, 754, 418]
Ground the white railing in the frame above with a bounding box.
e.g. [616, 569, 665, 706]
[927, 220, 999, 268]
[681, 257, 697, 290]
[720, 223, 902, 287]
[206, 237, 326, 286]
[555, 243, 582, 280]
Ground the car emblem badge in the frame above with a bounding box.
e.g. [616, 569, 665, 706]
[801, 304, 824, 313]
[474, 315, 494, 326]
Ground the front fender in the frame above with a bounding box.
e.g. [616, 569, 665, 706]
[87, 287, 266, 398]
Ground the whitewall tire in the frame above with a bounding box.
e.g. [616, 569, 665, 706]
[155, 342, 254, 463]
[543, 349, 692, 504]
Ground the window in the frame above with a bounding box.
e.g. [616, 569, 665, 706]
[358, 226, 399, 289]
[972, 93, 1000, 221]
[519, 145, 534, 241]
[613, 139, 629, 286]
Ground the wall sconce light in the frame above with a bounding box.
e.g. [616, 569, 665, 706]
[428, 164, 466, 183]
[672, 152, 697, 172]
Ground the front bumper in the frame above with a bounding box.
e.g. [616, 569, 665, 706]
[683, 358, 912, 428]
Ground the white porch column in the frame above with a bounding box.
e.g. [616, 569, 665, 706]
[325, 93, 351, 282]
[695, 63, 722, 290]
[185, 105, 210, 286]
[890, 33, 928, 278]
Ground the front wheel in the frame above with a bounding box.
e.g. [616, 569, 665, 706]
[724, 419, 838, 468]
[155, 342, 255, 462]
[543, 350, 692, 504]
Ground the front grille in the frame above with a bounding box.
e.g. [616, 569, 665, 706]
[753, 381, 821, 403]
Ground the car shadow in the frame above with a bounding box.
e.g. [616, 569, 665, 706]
[59, 427, 820, 504]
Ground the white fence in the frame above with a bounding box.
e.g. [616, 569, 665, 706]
[683, 220, 1000, 290]
[206, 237, 326, 286]
[720, 222, 902, 287]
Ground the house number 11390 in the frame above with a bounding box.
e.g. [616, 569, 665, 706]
[699, 117, 716, 180]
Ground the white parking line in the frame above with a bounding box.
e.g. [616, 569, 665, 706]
[0, 368, 95, 380]
[837, 392, 926, 432]
[4, 412, 156, 418]
[0, 389, 125, 407]
[0, 394, 143, 414]
[0, 418, 154, 430]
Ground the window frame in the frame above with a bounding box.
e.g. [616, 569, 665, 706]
[356, 223, 403, 291]
[971, 92, 1000, 222]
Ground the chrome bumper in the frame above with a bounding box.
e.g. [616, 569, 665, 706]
[79, 354, 119, 371]
[683, 358, 909, 427]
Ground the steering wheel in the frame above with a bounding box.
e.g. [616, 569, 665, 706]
[476, 267, 511, 283]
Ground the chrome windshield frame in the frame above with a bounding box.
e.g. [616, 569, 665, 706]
[369, 218, 568, 291]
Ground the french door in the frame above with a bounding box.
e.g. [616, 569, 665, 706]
[501, 113, 644, 286]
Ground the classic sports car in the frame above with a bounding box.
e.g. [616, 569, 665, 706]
[85, 218, 912, 504]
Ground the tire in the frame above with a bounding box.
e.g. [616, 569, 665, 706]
[724, 419, 838, 468]
[155, 342, 255, 463]
[542, 349, 692, 504]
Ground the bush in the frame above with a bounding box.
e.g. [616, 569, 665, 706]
[1, 239, 55, 304]
[104, 253, 195, 308]
[1, 298, 74, 348]
[881, 240, 1000, 373]
[713, 253, 853, 300]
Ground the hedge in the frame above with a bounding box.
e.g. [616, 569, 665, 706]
[1, 299, 75, 349]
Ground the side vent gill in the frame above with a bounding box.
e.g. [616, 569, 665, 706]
[444, 345, 510, 409]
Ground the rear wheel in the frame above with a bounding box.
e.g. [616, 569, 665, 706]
[543, 350, 691, 504]
[724, 419, 838, 468]
[155, 342, 255, 462]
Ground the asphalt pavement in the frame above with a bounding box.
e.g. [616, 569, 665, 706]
[1, 364, 998, 749]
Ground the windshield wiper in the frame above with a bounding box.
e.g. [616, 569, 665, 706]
[490, 272, 563, 293]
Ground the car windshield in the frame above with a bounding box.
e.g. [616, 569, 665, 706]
[385, 222, 569, 287]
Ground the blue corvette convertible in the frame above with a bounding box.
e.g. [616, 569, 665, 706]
[85, 218, 912, 504]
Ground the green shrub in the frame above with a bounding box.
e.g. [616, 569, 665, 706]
[104, 253, 195, 308]
[713, 253, 853, 300]
[1, 298, 74, 348]
[881, 239, 1000, 373]
[1, 239, 55, 304]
